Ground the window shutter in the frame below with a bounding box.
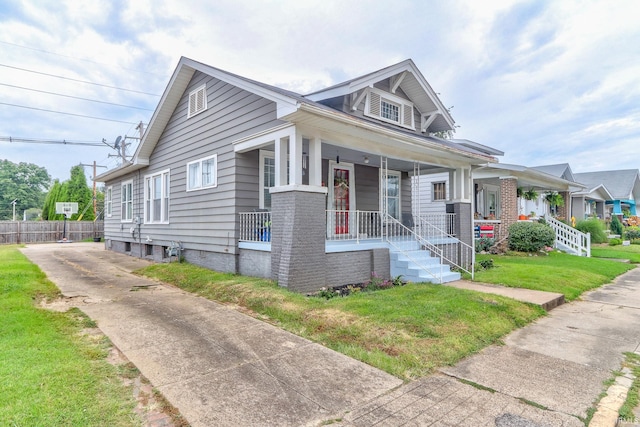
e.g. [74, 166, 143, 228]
[369, 92, 381, 117]
[403, 104, 413, 127]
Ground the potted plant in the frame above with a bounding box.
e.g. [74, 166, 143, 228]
[523, 188, 538, 201]
[544, 192, 564, 216]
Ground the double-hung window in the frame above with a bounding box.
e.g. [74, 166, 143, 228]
[187, 155, 217, 191]
[105, 186, 112, 217]
[259, 150, 289, 209]
[432, 182, 446, 201]
[144, 169, 170, 223]
[121, 180, 133, 222]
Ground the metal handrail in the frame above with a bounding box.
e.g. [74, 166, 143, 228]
[416, 214, 475, 277]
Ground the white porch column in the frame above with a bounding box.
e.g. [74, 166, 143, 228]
[309, 136, 322, 187]
[275, 136, 288, 186]
[449, 167, 472, 203]
[288, 132, 303, 185]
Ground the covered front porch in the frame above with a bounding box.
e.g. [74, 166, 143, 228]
[233, 116, 485, 292]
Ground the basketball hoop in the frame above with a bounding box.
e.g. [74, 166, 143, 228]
[55, 202, 78, 243]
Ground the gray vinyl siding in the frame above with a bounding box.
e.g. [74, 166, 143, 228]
[104, 71, 281, 255]
[413, 173, 449, 215]
[355, 164, 379, 211]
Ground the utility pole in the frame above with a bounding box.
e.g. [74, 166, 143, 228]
[80, 162, 107, 216]
[11, 199, 17, 221]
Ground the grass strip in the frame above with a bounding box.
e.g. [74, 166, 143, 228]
[0, 246, 140, 426]
[591, 243, 640, 263]
[474, 251, 634, 300]
[137, 262, 544, 380]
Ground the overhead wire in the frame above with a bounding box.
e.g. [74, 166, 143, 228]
[0, 83, 154, 111]
[0, 102, 139, 124]
[0, 40, 166, 78]
[0, 63, 161, 97]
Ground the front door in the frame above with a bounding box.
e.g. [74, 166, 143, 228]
[328, 161, 355, 236]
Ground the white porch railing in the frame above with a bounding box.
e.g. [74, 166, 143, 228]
[326, 210, 383, 242]
[416, 213, 456, 236]
[545, 216, 591, 257]
[239, 211, 272, 242]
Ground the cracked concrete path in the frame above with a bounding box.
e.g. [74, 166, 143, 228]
[22, 243, 640, 426]
[21, 243, 402, 427]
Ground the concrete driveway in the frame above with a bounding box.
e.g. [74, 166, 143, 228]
[21, 243, 402, 427]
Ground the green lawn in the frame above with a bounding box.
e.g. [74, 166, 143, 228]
[0, 246, 140, 426]
[591, 243, 640, 263]
[138, 262, 544, 379]
[474, 251, 635, 300]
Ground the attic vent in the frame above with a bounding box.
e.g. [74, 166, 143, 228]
[188, 84, 207, 118]
[369, 92, 381, 116]
[364, 88, 415, 130]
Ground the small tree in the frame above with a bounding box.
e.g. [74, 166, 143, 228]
[610, 215, 624, 236]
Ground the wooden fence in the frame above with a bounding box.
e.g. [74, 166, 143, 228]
[0, 221, 104, 244]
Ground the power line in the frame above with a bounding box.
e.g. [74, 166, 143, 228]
[0, 83, 154, 111]
[0, 102, 139, 124]
[0, 136, 108, 146]
[0, 40, 166, 78]
[0, 63, 161, 97]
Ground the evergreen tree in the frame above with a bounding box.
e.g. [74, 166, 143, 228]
[41, 165, 94, 221]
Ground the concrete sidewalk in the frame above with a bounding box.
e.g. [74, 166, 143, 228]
[22, 243, 640, 426]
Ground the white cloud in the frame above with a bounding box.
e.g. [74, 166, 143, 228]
[0, 0, 639, 182]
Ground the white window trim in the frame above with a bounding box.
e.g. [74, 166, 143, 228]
[120, 180, 133, 223]
[380, 169, 402, 220]
[259, 150, 290, 209]
[144, 169, 170, 224]
[186, 154, 218, 192]
[432, 181, 447, 202]
[106, 186, 112, 218]
[187, 84, 207, 118]
[259, 150, 274, 209]
[365, 88, 415, 130]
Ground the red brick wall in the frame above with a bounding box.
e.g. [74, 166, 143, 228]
[500, 178, 518, 239]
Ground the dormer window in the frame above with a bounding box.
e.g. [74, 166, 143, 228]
[365, 88, 415, 130]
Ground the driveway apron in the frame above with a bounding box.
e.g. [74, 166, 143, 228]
[21, 243, 402, 427]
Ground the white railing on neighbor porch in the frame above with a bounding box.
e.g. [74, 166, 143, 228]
[414, 214, 474, 277]
[545, 216, 591, 257]
[415, 213, 456, 236]
[239, 211, 272, 242]
[326, 210, 383, 242]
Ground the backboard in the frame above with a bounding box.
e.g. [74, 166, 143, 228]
[55, 202, 79, 217]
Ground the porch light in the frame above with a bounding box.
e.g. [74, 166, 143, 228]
[364, 156, 369, 164]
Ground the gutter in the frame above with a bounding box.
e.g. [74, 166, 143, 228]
[296, 102, 497, 163]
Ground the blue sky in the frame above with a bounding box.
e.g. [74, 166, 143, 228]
[1, 0, 639, 183]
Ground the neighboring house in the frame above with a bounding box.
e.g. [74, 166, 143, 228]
[573, 170, 640, 219]
[533, 163, 612, 220]
[95, 57, 500, 293]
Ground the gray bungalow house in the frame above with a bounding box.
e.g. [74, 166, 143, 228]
[96, 57, 501, 293]
[573, 169, 640, 219]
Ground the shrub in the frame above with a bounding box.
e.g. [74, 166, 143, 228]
[610, 215, 624, 236]
[575, 218, 608, 244]
[507, 222, 555, 252]
[625, 227, 640, 240]
[475, 237, 494, 253]
[609, 238, 622, 246]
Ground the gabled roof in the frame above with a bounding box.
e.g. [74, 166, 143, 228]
[572, 183, 614, 201]
[305, 59, 455, 132]
[474, 163, 585, 192]
[96, 57, 500, 182]
[573, 169, 640, 200]
[532, 163, 575, 182]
